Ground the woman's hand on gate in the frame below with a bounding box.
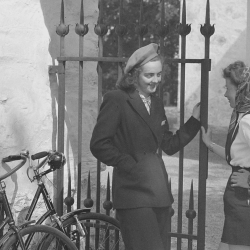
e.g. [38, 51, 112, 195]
[201, 126, 212, 148]
[231, 169, 250, 188]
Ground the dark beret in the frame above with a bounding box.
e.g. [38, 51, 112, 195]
[124, 43, 159, 74]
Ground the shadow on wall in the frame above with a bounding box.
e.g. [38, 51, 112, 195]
[39, 0, 62, 151]
[37, 0, 77, 209]
[39, 0, 99, 210]
[2, 162, 18, 208]
[6, 115, 31, 208]
[39, 0, 78, 195]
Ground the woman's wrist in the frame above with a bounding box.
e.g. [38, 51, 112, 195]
[247, 174, 250, 188]
[208, 142, 215, 152]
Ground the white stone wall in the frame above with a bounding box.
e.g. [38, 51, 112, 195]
[0, 0, 98, 221]
[182, 0, 247, 127]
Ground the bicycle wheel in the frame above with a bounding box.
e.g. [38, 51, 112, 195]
[2, 224, 78, 250]
[61, 212, 125, 250]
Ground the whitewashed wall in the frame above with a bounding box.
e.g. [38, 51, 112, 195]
[183, 0, 248, 127]
[0, 0, 98, 222]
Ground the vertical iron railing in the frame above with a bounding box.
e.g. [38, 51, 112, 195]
[186, 181, 196, 249]
[198, 1, 214, 248]
[176, 1, 191, 249]
[137, 0, 148, 47]
[94, 0, 108, 215]
[75, 0, 89, 210]
[51, 0, 214, 249]
[116, 0, 126, 79]
[55, 0, 69, 216]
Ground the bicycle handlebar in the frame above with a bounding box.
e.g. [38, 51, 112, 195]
[31, 150, 56, 171]
[2, 155, 23, 162]
[31, 151, 49, 160]
[1, 155, 27, 181]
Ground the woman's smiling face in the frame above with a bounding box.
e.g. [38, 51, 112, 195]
[136, 60, 162, 97]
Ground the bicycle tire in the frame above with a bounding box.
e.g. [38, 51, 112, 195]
[1, 224, 78, 250]
[60, 212, 125, 250]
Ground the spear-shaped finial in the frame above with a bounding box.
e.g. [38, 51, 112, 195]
[106, 174, 110, 201]
[75, 0, 89, 36]
[189, 180, 194, 210]
[83, 171, 94, 208]
[115, 0, 127, 37]
[56, 0, 69, 37]
[182, 0, 186, 25]
[200, 0, 215, 38]
[177, 0, 191, 36]
[186, 180, 196, 219]
[156, 0, 169, 39]
[94, 0, 108, 37]
[80, 0, 84, 24]
[205, 0, 210, 24]
[119, 0, 123, 24]
[60, 0, 65, 24]
[103, 174, 113, 211]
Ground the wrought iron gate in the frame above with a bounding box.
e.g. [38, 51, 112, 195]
[50, 0, 214, 249]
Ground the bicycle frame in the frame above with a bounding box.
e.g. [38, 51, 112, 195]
[0, 180, 30, 249]
[24, 182, 55, 222]
[0, 151, 122, 250]
[24, 168, 90, 234]
[0, 151, 85, 250]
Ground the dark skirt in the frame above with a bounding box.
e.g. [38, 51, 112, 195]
[221, 167, 250, 245]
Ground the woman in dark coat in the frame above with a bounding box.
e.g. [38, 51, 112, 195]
[90, 43, 201, 250]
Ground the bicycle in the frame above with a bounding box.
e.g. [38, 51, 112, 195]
[0, 152, 78, 250]
[1, 150, 124, 250]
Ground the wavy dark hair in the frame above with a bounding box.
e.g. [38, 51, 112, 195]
[116, 55, 162, 91]
[223, 61, 246, 87]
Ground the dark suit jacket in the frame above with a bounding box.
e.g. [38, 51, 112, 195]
[90, 89, 200, 209]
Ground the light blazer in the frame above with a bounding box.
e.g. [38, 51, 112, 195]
[90, 89, 200, 209]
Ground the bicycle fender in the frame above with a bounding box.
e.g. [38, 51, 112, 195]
[60, 208, 90, 221]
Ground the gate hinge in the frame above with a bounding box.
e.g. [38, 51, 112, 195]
[48, 65, 64, 74]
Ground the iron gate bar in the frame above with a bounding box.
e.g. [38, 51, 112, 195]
[169, 232, 198, 240]
[76, 0, 86, 210]
[95, 0, 107, 215]
[117, 0, 125, 79]
[138, 0, 144, 47]
[57, 57, 127, 62]
[56, 62, 65, 217]
[197, 1, 214, 247]
[200, 0, 215, 181]
[197, 58, 210, 250]
[187, 180, 195, 249]
[158, 0, 167, 111]
[55, 0, 69, 216]
[57, 57, 207, 63]
[158, 2, 171, 247]
[177, 1, 189, 248]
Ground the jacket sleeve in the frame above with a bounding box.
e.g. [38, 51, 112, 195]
[161, 116, 201, 155]
[90, 92, 136, 172]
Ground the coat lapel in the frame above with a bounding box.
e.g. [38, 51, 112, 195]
[127, 90, 160, 144]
